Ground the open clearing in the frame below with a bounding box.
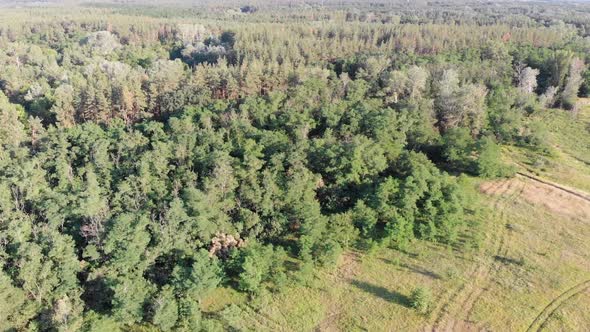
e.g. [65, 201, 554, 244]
[480, 174, 590, 222]
[539, 287, 590, 331]
[207, 173, 590, 331]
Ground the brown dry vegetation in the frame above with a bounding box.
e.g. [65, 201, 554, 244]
[480, 175, 590, 222]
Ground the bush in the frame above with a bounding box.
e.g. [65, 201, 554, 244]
[351, 200, 378, 238]
[522, 120, 550, 153]
[475, 136, 514, 178]
[327, 212, 360, 248]
[410, 286, 432, 314]
[295, 261, 315, 287]
[227, 242, 276, 293]
[313, 239, 342, 267]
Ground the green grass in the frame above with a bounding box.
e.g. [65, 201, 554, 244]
[202, 179, 590, 331]
[505, 100, 590, 192]
[540, 288, 590, 332]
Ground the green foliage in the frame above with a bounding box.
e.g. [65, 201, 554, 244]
[522, 119, 550, 153]
[0, 271, 31, 331]
[409, 286, 433, 315]
[442, 130, 514, 178]
[327, 212, 360, 248]
[486, 86, 524, 142]
[228, 242, 283, 293]
[81, 311, 121, 332]
[171, 250, 223, 301]
[313, 239, 343, 267]
[442, 127, 475, 171]
[352, 200, 378, 238]
[475, 136, 513, 178]
[110, 276, 155, 324]
[0, 1, 587, 329]
[151, 286, 179, 331]
[238, 256, 266, 293]
[384, 152, 466, 245]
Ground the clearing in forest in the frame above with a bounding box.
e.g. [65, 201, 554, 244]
[208, 162, 590, 331]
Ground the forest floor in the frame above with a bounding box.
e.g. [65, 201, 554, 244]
[204, 103, 590, 331]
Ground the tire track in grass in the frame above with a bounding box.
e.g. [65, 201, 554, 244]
[464, 178, 535, 331]
[442, 262, 490, 332]
[444, 179, 525, 332]
[431, 171, 590, 331]
[427, 178, 517, 331]
[491, 175, 590, 332]
[526, 279, 590, 332]
[426, 263, 478, 332]
[428, 189, 501, 331]
[443, 177, 530, 331]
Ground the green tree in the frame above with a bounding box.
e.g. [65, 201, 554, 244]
[441, 127, 475, 171]
[171, 250, 223, 302]
[410, 286, 432, 314]
[151, 286, 179, 331]
[475, 136, 510, 178]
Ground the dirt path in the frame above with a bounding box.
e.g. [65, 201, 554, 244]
[515, 172, 590, 202]
[526, 279, 590, 332]
[483, 175, 590, 221]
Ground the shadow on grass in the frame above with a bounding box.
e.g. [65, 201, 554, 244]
[350, 280, 410, 308]
[379, 258, 442, 280]
[494, 255, 525, 266]
[401, 262, 442, 280]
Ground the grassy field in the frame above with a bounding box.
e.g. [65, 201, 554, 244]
[505, 99, 590, 193]
[201, 103, 590, 331]
[540, 287, 590, 331]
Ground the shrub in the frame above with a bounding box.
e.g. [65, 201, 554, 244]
[410, 286, 432, 314]
[327, 212, 360, 248]
[313, 239, 343, 267]
[227, 242, 276, 293]
[441, 127, 474, 171]
[522, 120, 550, 153]
[475, 136, 514, 178]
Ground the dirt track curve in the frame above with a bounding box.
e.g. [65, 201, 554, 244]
[525, 279, 590, 332]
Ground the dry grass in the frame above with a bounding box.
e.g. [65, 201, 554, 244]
[540, 288, 590, 332]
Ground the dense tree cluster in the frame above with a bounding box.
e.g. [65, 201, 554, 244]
[0, 1, 589, 330]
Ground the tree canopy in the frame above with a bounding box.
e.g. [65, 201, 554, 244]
[0, 0, 588, 330]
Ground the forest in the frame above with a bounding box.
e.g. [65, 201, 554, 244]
[0, 0, 589, 331]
